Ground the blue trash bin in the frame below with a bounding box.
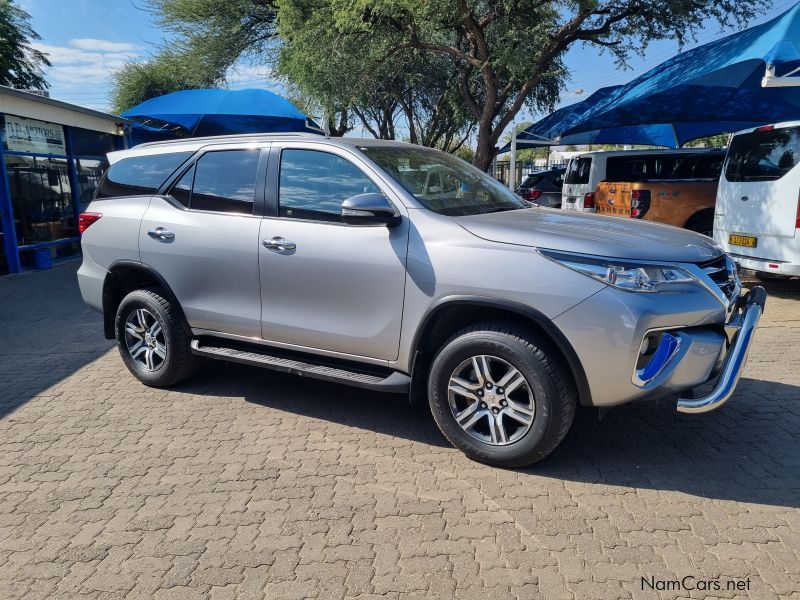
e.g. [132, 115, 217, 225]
[32, 248, 53, 270]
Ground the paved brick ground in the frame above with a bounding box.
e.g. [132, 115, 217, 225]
[1, 262, 799, 599]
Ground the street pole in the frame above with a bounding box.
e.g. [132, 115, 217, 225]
[509, 128, 517, 191]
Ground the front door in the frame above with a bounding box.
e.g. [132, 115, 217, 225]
[259, 145, 409, 361]
[140, 146, 266, 338]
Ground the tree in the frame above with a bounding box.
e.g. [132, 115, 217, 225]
[111, 51, 222, 114]
[0, 0, 49, 90]
[331, 0, 762, 169]
[143, 0, 473, 148]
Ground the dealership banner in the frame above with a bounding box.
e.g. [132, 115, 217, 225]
[4, 114, 66, 155]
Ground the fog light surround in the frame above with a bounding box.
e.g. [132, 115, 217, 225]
[633, 330, 684, 388]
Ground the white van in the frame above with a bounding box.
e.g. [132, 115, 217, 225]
[715, 122, 800, 278]
[561, 148, 714, 213]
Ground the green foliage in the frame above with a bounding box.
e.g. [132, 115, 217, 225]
[110, 52, 221, 114]
[0, 0, 49, 89]
[322, 0, 763, 168]
[276, 0, 473, 148]
[684, 133, 731, 148]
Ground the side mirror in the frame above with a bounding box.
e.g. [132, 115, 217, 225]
[341, 193, 400, 226]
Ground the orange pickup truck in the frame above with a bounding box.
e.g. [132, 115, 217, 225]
[594, 150, 725, 236]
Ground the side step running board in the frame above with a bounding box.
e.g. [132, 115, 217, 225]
[190, 340, 410, 393]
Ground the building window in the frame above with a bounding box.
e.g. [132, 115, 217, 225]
[6, 155, 78, 260]
[71, 126, 117, 157]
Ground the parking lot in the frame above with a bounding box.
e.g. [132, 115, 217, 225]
[0, 262, 798, 599]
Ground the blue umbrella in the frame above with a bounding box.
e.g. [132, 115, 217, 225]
[121, 88, 322, 138]
[563, 2, 800, 139]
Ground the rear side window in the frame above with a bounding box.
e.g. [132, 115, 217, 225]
[96, 151, 192, 199]
[564, 157, 591, 184]
[191, 150, 259, 213]
[725, 126, 800, 182]
[605, 155, 682, 182]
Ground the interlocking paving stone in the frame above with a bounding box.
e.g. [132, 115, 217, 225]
[0, 263, 799, 598]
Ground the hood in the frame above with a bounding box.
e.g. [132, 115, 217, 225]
[456, 208, 723, 263]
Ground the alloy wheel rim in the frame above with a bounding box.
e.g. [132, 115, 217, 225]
[447, 354, 535, 446]
[124, 308, 167, 372]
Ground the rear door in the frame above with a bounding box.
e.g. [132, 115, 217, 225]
[562, 156, 592, 210]
[717, 126, 800, 240]
[139, 145, 267, 338]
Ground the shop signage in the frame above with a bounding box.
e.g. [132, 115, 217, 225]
[4, 115, 66, 155]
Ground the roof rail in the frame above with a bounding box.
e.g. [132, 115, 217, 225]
[134, 131, 326, 149]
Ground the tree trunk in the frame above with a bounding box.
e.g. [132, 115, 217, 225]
[473, 124, 498, 172]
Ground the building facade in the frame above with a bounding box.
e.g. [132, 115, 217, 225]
[0, 88, 127, 274]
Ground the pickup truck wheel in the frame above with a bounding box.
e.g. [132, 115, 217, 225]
[428, 324, 577, 467]
[115, 289, 197, 388]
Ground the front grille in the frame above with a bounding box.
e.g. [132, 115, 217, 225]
[697, 254, 738, 301]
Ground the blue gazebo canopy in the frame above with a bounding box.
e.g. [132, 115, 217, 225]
[122, 88, 322, 139]
[502, 3, 800, 152]
[563, 2, 800, 140]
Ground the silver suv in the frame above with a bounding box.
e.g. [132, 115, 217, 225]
[78, 133, 766, 467]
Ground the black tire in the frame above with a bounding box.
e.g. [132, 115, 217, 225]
[685, 212, 714, 237]
[115, 289, 197, 387]
[427, 323, 577, 468]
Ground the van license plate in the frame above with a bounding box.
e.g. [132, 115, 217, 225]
[729, 234, 757, 248]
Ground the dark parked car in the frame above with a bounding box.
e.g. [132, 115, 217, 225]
[516, 168, 565, 207]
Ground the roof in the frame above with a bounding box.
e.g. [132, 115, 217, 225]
[0, 86, 129, 124]
[109, 133, 418, 164]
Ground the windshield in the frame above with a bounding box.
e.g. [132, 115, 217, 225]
[359, 146, 527, 216]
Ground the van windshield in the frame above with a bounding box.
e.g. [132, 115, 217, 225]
[725, 126, 800, 182]
[359, 146, 527, 216]
[564, 157, 592, 184]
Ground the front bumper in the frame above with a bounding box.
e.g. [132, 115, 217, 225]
[676, 286, 766, 413]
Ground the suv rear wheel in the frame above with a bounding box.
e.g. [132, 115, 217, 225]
[427, 323, 577, 467]
[115, 289, 197, 387]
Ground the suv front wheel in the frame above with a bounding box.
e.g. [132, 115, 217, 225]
[115, 289, 197, 387]
[428, 323, 577, 467]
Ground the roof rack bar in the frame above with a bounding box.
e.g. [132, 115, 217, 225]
[134, 131, 326, 148]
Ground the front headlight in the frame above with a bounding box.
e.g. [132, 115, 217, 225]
[539, 249, 697, 293]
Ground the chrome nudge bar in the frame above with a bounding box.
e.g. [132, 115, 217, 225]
[676, 286, 766, 414]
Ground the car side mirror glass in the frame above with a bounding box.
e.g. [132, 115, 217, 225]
[340, 193, 400, 226]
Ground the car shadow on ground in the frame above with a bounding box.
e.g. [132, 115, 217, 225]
[180, 363, 800, 509]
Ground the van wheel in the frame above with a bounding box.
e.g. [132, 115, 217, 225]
[115, 289, 197, 387]
[427, 323, 577, 467]
[686, 212, 714, 237]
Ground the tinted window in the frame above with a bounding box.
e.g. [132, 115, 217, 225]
[360, 146, 526, 216]
[191, 150, 259, 214]
[279, 149, 380, 222]
[605, 155, 681, 182]
[97, 151, 192, 199]
[725, 126, 800, 182]
[170, 164, 194, 208]
[564, 157, 592, 184]
[520, 174, 545, 188]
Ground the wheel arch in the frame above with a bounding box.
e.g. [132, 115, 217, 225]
[684, 207, 715, 231]
[102, 260, 189, 340]
[409, 296, 592, 406]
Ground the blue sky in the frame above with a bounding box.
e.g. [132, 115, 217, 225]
[18, 0, 800, 138]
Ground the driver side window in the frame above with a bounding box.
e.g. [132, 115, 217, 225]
[279, 149, 380, 222]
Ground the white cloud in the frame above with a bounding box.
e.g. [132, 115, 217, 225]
[33, 39, 141, 90]
[70, 38, 139, 53]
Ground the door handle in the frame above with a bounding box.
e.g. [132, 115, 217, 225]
[262, 236, 296, 253]
[148, 227, 175, 241]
